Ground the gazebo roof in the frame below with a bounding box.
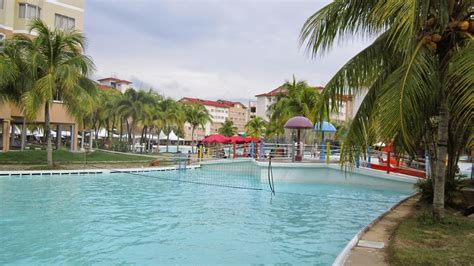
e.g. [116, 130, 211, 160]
[284, 116, 313, 129]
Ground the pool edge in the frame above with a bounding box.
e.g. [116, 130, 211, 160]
[332, 193, 418, 266]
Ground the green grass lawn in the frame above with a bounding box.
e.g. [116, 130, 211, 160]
[388, 206, 474, 265]
[0, 149, 156, 164]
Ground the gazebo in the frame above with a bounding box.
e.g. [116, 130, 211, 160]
[284, 116, 313, 162]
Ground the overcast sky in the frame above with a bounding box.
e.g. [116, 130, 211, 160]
[84, 0, 372, 102]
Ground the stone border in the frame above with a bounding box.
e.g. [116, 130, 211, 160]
[332, 194, 417, 266]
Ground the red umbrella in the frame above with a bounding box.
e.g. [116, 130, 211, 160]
[244, 137, 261, 143]
[202, 134, 229, 144]
[229, 135, 246, 144]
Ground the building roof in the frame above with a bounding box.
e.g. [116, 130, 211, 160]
[255, 85, 353, 101]
[255, 85, 287, 97]
[97, 77, 132, 84]
[179, 97, 230, 108]
[255, 85, 325, 97]
[217, 100, 247, 109]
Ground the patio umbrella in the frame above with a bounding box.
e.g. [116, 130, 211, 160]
[284, 116, 313, 162]
[229, 135, 246, 144]
[314, 121, 337, 160]
[202, 134, 229, 144]
[244, 136, 261, 143]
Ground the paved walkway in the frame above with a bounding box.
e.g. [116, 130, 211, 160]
[344, 196, 419, 266]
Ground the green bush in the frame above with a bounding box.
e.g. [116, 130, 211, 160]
[415, 176, 467, 208]
[111, 140, 129, 152]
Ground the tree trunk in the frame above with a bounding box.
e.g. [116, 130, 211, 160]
[119, 118, 123, 142]
[111, 115, 116, 143]
[20, 117, 26, 151]
[80, 129, 85, 150]
[433, 95, 449, 221]
[147, 126, 153, 153]
[191, 126, 195, 153]
[140, 125, 146, 153]
[45, 103, 53, 167]
[126, 120, 131, 151]
[177, 134, 180, 153]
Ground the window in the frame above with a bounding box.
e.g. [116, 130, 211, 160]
[0, 34, 5, 42]
[19, 3, 41, 19]
[0, 0, 4, 9]
[55, 14, 75, 30]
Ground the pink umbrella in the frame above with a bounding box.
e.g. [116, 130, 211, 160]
[244, 137, 261, 143]
[202, 134, 229, 144]
[229, 135, 246, 144]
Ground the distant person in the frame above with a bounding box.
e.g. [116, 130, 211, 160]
[197, 141, 203, 158]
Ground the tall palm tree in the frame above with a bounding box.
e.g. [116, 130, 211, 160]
[14, 19, 96, 166]
[265, 119, 285, 144]
[174, 104, 187, 152]
[218, 119, 237, 137]
[301, 0, 473, 220]
[116, 89, 154, 151]
[245, 117, 267, 138]
[184, 103, 211, 153]
[0, 38, 34, 151]
[159, 98, 180, 152]
[268, 76, 321, 123]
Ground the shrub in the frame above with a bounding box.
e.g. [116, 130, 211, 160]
[415, 176, 467, 208]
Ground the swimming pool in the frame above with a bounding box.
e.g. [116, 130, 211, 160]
[0, 165, 413, 264]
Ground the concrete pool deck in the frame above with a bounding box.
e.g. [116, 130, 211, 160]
[344, 195, 419, 266]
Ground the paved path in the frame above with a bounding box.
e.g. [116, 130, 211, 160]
[344, 196, 419, 266]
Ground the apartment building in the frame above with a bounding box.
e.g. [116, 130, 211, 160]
[178, 97, 249, 143]
[0, 0, 84, 152]
[248, 101, 257, 119]
[0, 0, 83, 38]
[255, 85, 355, 123]
[216, 100, 248, 134]
[98, 77, 132, 93]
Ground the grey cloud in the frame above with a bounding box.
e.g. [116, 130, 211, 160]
[85, 0, 373, 100]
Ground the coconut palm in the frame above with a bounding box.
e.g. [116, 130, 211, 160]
[159, 98, 180, 152]
[218, 119, 237, 137]
[300, 0, 473, 220]
[265, 119, 285, 144]
[245, 117, 267, 138]
[184, 103, 211, 153]
[268, 76, 321, 123]
[13, 19, 96, 166]
[116, 89, 154, 151]
[0, 38, 34, 151]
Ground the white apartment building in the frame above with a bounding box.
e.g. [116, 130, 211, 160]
[97, 77, 132, 93]
[254, 85, 356, 123]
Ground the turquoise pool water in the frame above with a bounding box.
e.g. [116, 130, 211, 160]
[0, 167, 413, 264]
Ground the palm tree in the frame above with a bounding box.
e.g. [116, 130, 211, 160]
[172, 103, 186, 152]
[0, 38, 34, 151]
[268, 76, 321, 123]
[245, 117, 267, 138]
[218, 119, 237, 137]
[13, 19, 96, 166]
[159, 98, 180, 152]
[116, 89, 154, 151]
[265, 119, 285, 144]
[300, 0, 473, 221]
[184, 103, 211, 153]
